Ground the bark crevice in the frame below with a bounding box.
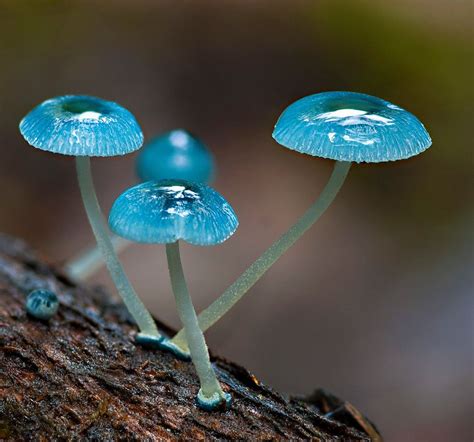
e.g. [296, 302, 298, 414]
[0, 234, 380, 440]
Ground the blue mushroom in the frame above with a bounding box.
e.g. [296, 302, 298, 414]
[109, 179, 238, 411]
[65, 129, 216, 282]
[19, 95, 143, 157]
[19, 95, 161, 343]
[109, 180, 237, 246]
[273, 91, 431, 163]
[136, 130, 215, 184]
[170, 91, 432, 351]
[26, 289, 59, 320]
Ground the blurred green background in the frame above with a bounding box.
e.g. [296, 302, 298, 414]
[0, 0, 472, 440]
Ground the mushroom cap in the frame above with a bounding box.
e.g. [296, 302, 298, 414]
[25, 289, 59, 320]
[136, 129, 215, 184]
[272, 91, 431, 163]
[109, 179, 238, 246]
[19, 95, 143, 157]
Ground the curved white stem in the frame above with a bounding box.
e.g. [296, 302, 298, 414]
[65, 235, 130, 281]
[166, 241, 226, 406]
[75, 156, 160, 338]
[171, 161, 352, 350]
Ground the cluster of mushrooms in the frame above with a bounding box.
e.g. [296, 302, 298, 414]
[19, 91, 431, 411]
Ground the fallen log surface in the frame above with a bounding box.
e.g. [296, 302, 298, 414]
[0, 233, 380, 440]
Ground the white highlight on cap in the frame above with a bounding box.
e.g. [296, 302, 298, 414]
[318, 109, 367, 119]
[77, 111, 102, 121]
[342, 134, 376, 145]
[170, 131, 189, 148]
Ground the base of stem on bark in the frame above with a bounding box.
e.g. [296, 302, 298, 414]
[0, 233, 380, 440]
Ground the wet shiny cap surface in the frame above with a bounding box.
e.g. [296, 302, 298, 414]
[272, 91, 431, 163]
[19, 95, 143, 157]
[136, 129, 215, 183]
[109, 179, 238, 246]
[25, 289, 59, 321]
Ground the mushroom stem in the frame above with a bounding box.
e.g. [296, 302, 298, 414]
[75, 156, 161, 338]
[166, 241, 229, 410]
[65, 235, 130, 281]
[171, 160, 352, 351]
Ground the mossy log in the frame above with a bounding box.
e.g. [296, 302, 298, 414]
[0, 234, 381, 440]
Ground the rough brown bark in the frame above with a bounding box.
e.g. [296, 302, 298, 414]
[0, 234, 381, 440]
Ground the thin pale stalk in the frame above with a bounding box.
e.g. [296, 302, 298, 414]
[166, 241, 225, 402]
[172, 161, 352, 350]
[65, 235, 130, 281]
[75, 156, 160, 338]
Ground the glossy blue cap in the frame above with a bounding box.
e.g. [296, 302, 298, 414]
[109, 179, 238, 246]
[136, 130, 215, 183]
[273, 91, 431, 163]
[25, 289, 59, 320]
[20, 95, 143, 157]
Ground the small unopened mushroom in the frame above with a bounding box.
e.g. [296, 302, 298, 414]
[137, 129, 215, 184]
[109, 179, 238, 411]
[171, 91, 432, 351]
[19, 95, 161, 342]
[26, 289, 59, 320]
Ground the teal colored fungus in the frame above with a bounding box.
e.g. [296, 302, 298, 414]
[109, 179, 237, 411]
[66, 129, 216, 282]
[136, 129, 215, 184]
[272, 91, 431, 162]
[171, 91, 432, 352]
[19, 95, 162, 343]
[26, 289, 59, 320]
[19, 95, 143, 157]
[109, 180, 238, 246]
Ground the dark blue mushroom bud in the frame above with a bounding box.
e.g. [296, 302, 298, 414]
[26, 289, 59, 320]
[136, 129, 215, 184]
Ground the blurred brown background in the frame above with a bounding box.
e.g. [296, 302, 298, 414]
[0, 0, 472, 440]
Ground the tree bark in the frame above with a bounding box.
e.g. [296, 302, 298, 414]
[0, 234, 381, 440]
